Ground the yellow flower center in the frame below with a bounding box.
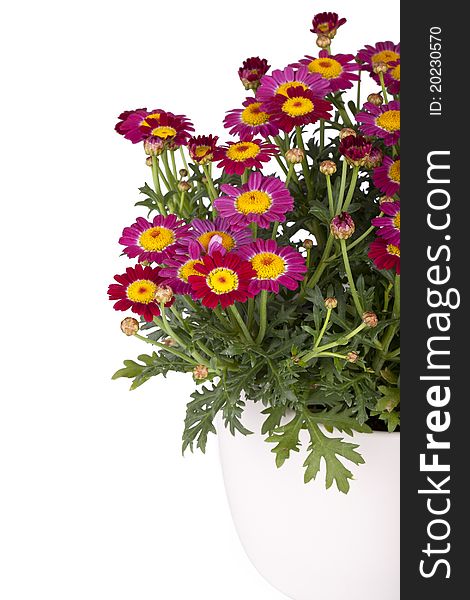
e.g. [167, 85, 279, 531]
[390, 64, 400, 81]
[195, 145, 210, 157]
[375, 110, 400, 132]
[393, 212, 400, 230]
[139, 226, 175, 251]
[126, 279, 157, 304]
[388, 159, 400, 182]
[251, 252, 286, 279]
[372, 50, 400, 65]
[317, 23, 330, 33]
[241, 102, 270, 126]
[178, 259, 204, 282]
[150, 126, 177, 139]
[226, 141, 260, 161]
[206, 268, 239, 294]
[276, 81, 309, 97]
[282, 96, 314, 117]
[236, 190, 272, 214]
[141, 112, 162, 126]
[198, 231, 235, 252]
[308, 57, 342, 79]
[387, 244, 400, 257]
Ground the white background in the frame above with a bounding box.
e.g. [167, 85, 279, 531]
[0, 1, 399, 598]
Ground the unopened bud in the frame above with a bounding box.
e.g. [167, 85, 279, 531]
[319, 160, 337, 176]
[145, 156, 153, 167]
[347, 351, 359, 363]
[285, 147, 304, 164]
[178, 180, 191, 192]
[364, 147, 383, 169]
[339, 127, 357, 140]
[179, 168, 188, 178]
[163, 337, 177, 347]
[362, 311, 378, 328]
[373, 61, 388, 74]
[144, 137, 165, 156]
[303, 239, 314, 250]
[379, 195, 396, 205]
[324, 297, 338, 310]
[367, 93, 383, 106]
[193, 364, 209, 380]
[120, 317, 139, 336]
[330, 212, 355, 239]
[154, 285, 174, 304]
[316, 34, 331, 49]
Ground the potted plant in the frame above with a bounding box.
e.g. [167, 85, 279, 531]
[108, 10, 400, 600]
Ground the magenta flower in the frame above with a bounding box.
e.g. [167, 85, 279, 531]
[188, 135, 219, 165]
[372, 201, 400, 245]
[139, 111, 194, 148]
[357, 41, 400, 71]
[159, 245, 205, 296]
[339, 134, 373, 167]
[310, 12, 347, 37]
[115, 108, 165, 144]
[382, 60, 400, 95]
[215, 172, 293, 230]
[119, 214, 191, 264]
[373, 156, 400, 196]
[263, 87, 332, 133]
[185, 217, 252, 255]
[224, 97, 279, 139]
[292, 51, 359, 93]
[368, 237, 400, 274]
[238, 57, 270, 91]
[213, 137, 277, 175]
[356, 101, 400, 147]
[237, 239, 307, 293]
[257, 66, 330, 103]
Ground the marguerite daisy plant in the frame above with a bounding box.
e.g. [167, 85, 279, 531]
[108, 10, 401, 494]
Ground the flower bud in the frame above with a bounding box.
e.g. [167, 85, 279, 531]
[324, 297, 338, 309]
[379, 195, 396, 205]
[362, 311, 378, 328]
[316, 34, 331, 49]
[179, 168, 188, 178]
[285, 147, 304, 164]
[154, 285, 174, 304]
[145, 156, 153, 167]
[303, 239, 314, 250]
[178, 180, 191, 192]
[193, 364, 209, 380]
[163, 337, 177, 347]
[373, 61, 388, 74]
[319, 160, 337, 176]
[347, 351, 359, 363]
[339, 127, 357, 140]
[367, 92, 383, 106]
[330, 212, 355, 239]
[144, 136, 165, 156]
[120, 317, 139, 336]
[363, 147, 383, 169]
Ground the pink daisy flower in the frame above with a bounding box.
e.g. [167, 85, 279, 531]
[237, 239, 307, 294]
[257, 66, 330, 103]
[373, 156, 400, 196]
[107, 264, 173, 322]
[213, 137, 277, 175]
[293, 51, 359, 93]
[188, 135, 219, 165]
[263, 86, 332, 133]
[238, 57, 270, 91]
[215, 172, 293, 230]
[382, 60, 400, 95]
[372, 201, 400, 245]
[356, 101, 400, 147]
[159, 245, 205, 296]
[186, 217, 252, 255]
[115, 108, 165, 144]
[224, 97, 279, 139]
[310, 12, 347, 38]
[357, 41, 400, 71]
[119, 214, 191, 264]
[139, 111, 194, 148]
[368, 237, 400, 274]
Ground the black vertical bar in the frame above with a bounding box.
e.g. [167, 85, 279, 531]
[401, 2, 464, 597]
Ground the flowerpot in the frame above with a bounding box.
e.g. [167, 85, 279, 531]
[217, 400, 400, 600]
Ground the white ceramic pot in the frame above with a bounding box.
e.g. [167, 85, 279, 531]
[217, 400, 400, 600]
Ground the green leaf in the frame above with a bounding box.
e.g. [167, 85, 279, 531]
[265, 413, 303, 468]
[376, 386, 400, 413]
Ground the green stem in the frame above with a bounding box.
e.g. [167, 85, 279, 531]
[229, 304, 254, 344]
[320, 119, 325, 153]
[326, 175, 334, 216]
[151, 157, 167, 216]
[241, 168, 249, 184]
[154, 157, 171, 191]
[342, 166, 359, 212]
[372, 275, 400, 373]
[335, 160, 348, 214]
[157, 309, 208, 366]
[170, 150, 178, 180]
[378, 71, 389, 104]
[302, 322, 367, 362]
[255, 290, 268, 345]
[295, 126, 314, 199]
[179, 146, 189, 172]
[340, 239, 363, 317]
[356, 71, 362, 110]
[250, 222, 258, 239]
[271, 221, 279, 239]
[286, 163, 294, 186]
[161, 151, 177, 188]
[134, 333, 195, 365]
[202, 163, 218, 201]
[304, 235, 334, 291]
[314, 308, 332, 348]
